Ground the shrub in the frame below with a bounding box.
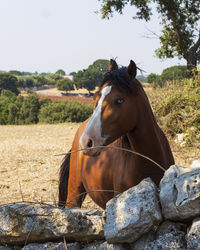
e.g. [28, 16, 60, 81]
[0, 90, 17, 124]
[148, 65, 191, 88]
[0, 73, 19, 95]
[39, 100, 93, 123]
[161, 65, 190, 82]
[146, 73, 159, 84]
[19, 94, 40, 124]
[56, 78, 74, 92]
[148, 79, 200, 146]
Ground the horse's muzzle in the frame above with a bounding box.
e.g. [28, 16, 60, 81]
[82, 147, 101, 157]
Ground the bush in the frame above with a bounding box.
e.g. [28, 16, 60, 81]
[19, 94, 40, 124]
[148, 79, 200, 146]
[0, 90, 93, 125]
[146, 73, 159, 84]
[148, 65, 191, 88]
[161, 65, 190, 82]
[56, 78, 74, 92]
[0, 73, 19, 95]
[39, 100, 93, 123]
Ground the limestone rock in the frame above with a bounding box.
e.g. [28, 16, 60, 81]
[105, 178, 162, 243]
[0, 204, 105, 245]
[0, 244, 20, 250]
[187, 217, 200, 249]
[160, 163, 200, 220]
[22, 242, 81, 250]
[131, 221, 187, 250]
[151, 221, 187, 250]
[191, 159, 200, 168]
[82, 241, 129, 250]
[130, 231, 156, 250]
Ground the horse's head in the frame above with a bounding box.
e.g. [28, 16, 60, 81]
[79, 59, 139, 156]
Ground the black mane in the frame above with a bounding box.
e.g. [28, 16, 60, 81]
[100, 67, 138, 94]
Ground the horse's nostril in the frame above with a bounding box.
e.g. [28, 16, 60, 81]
[87, 139, 93, 148]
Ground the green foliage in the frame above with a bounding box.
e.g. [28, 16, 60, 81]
[149, 79, 200, 146]
[39, 98, 52, 107]
[39, 100, 93, 123]
[148, 65, 190, 87]
[17, 74, 62, 89]
[55, 69, 66, 76]
[90, 59, 110, 72]
[146, 73, 159, 84]
[74, 59, 109, 93]
[0, 92, 40, 125]
[161, 66, 190, 81]
[0, 89, 93, 125]
[99, 0, 200, 70]
[0, 73, 19, 95]
[0, 90, 17, 124]
[20, 94, 40, 124]
[9, 70, 22, 76]
[56, 78, 74, 92]
[69, 72, 76, 76]
[45, 73, 63, 82]
[17, 76, 34, 88]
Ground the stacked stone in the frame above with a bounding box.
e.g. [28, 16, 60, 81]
[0, 160, 200, 249]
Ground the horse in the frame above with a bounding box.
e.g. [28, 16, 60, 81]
[58, 59, 174, 209]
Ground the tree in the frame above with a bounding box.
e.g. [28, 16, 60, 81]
[56, 69, 66, 76]
[90, 59, 110, 72]
[161, 65, 190, 81]
[99, 0, 200, 71]
[69, 71, 76, 76]
[0, 73, 19, 95]
[9, 70, 22, 76]
[73, 59, 109, 93]
[56, 78, 74, 92]
[17, 76, 34, 88]
[74, 67, 102, 94]
[19, 94, 40, 124]
[146, 73, 159, 84]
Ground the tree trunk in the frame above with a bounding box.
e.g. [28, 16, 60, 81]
[184, 36, 200, 73]
[185, 53, 197, 72]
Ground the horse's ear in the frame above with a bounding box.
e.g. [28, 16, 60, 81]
[109, 59, 118, 72]
[127, 60, 137, 79]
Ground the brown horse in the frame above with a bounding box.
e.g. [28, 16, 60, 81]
[59, 59, 174, 209]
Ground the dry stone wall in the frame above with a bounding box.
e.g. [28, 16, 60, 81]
[0, 160, 200, 250]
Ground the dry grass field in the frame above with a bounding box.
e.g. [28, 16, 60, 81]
[0, 124, 101, 209]
[0, 125, 199, 209]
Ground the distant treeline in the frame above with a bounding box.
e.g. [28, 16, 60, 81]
[0, 90, 93, 125]
[0, 59, 112, 94]
[0, 61, 196, 125]
[146, 65, 191, 87]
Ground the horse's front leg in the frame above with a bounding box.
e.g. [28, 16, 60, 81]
[65, 165, 86, 208]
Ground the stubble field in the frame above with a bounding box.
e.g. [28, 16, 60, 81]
[0, 109, 199, 209]
[0, 124, 102, 209]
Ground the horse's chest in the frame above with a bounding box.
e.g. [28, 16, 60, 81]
[113, 159, 139, 191]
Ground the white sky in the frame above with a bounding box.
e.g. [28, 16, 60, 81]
[0, 0, 185, 75]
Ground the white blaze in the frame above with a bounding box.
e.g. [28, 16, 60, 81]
[80, 85, 112, 148]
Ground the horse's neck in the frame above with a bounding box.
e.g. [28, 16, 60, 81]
[127, 92, 172, 169]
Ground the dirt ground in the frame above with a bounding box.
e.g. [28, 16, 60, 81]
[0, 124, 104, 210]
[0, 123, 199, 210]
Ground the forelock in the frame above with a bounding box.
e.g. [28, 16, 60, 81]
[100, 67, 137, 94]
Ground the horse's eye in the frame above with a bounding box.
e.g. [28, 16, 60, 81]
[115, 98, 124, 105]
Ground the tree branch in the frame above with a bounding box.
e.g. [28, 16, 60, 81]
[189, 34, 200, 54]
[142, 25, 159, 39]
